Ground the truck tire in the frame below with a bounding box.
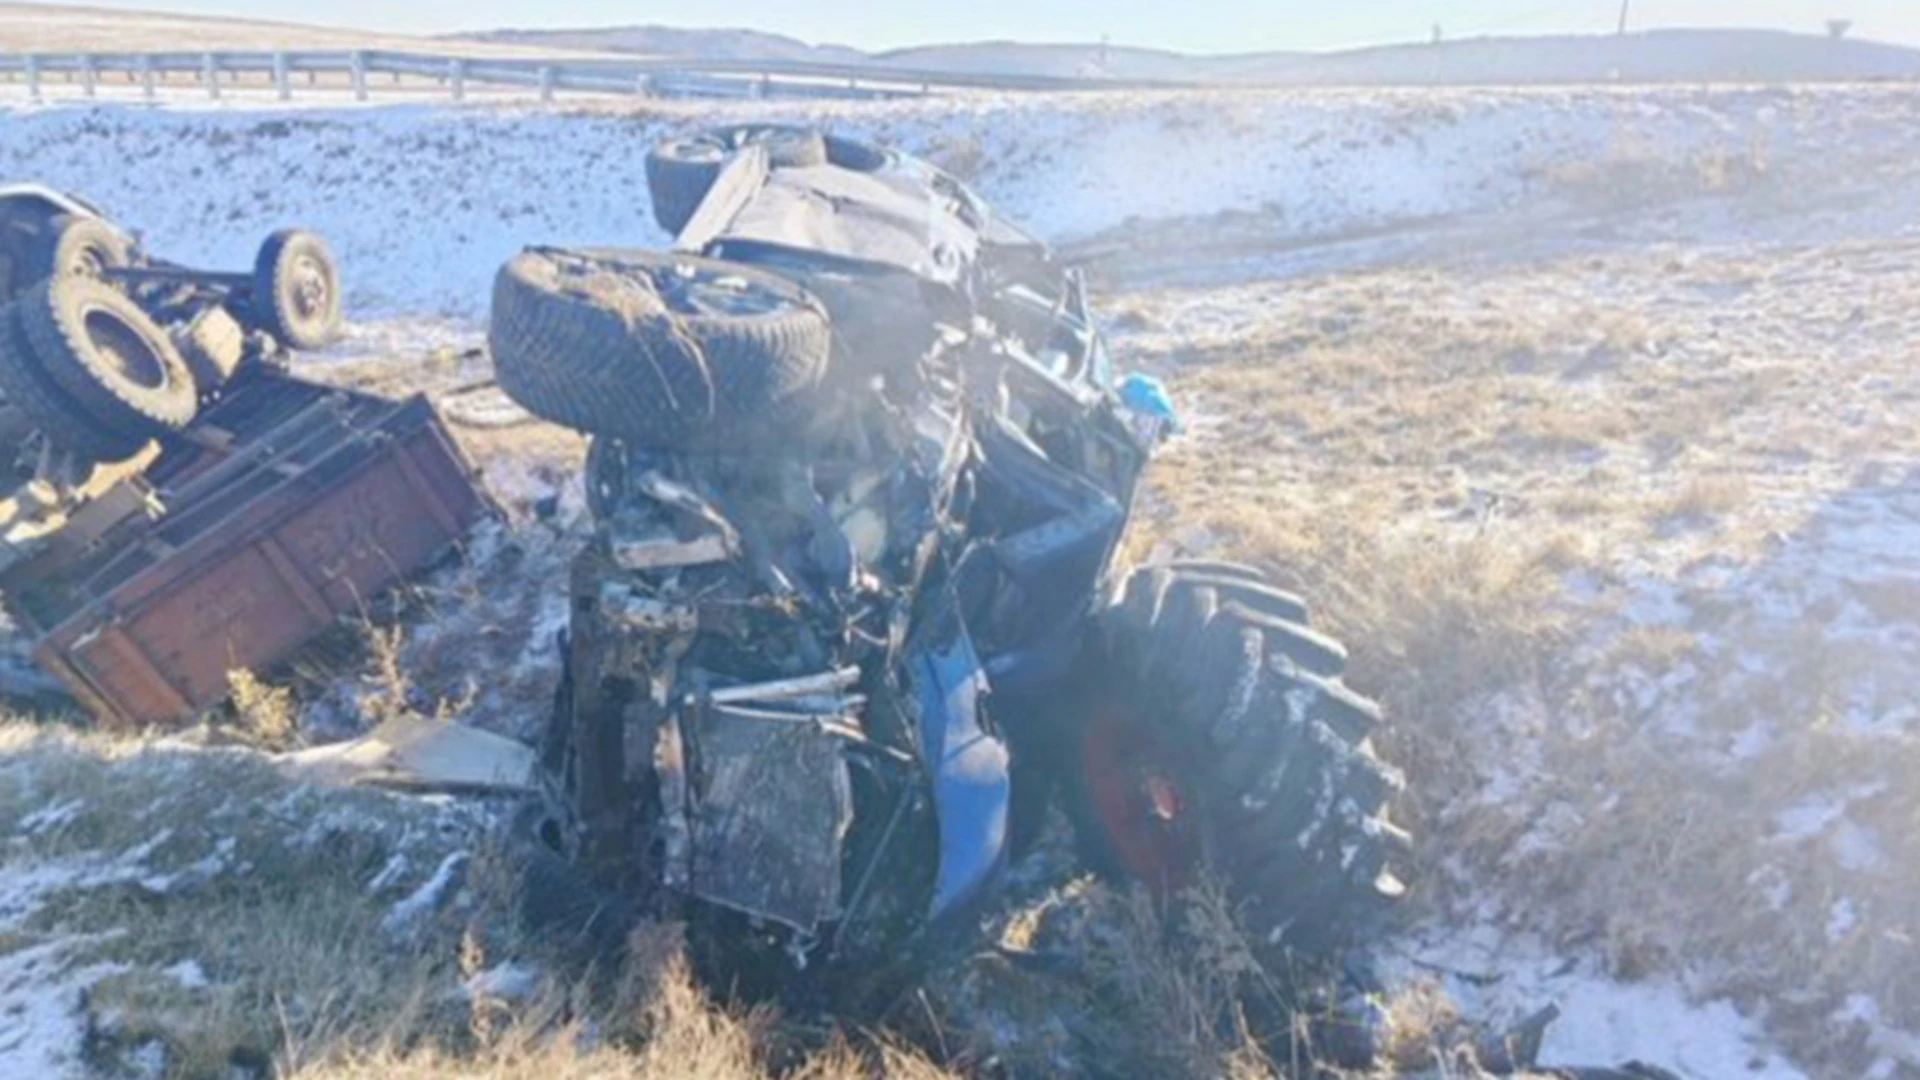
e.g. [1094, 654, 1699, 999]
[173, 306, 247, 391]
[490, 247, 830, 449]
[0, 302, 141, 462]
[249, 229, 342, 351]
[18, 276, 198, 437]
[645, 125, 828, 236]
[22, 214, 134, 285]
[1065, 566, 1411, 955]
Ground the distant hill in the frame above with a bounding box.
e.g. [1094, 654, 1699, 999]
[2, 5, 1913, 86]
[1244, 29, 1920, 85]
[454, 26, 867, 66]
[0, 1, 616, 57]
[868, 41, 1284, 81]
[458, 25, 1920, 86]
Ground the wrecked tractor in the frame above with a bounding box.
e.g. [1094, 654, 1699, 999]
[493, 127, 1411, 998]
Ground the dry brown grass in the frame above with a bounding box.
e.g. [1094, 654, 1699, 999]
[0, 721, 473, 1073]
[4, 716, 1351, 1080]
[1105, 216, 1920, 1076]
[227, 668, 302, 749]
[283, 937, 941, 1080]
[1528, 135, 1773, 213]
[0, 719, 959, 1080]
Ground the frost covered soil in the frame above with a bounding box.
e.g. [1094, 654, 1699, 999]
[0, 726, 492, 1077]
[1, 84, 1918, 1077]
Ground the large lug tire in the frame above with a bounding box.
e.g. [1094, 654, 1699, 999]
[249, 229, 343, 351]
[645, 125, 829, 236]
[490, 247, 831, 449]
[1065, 566, 1410, 955]
[17, 276, 198, 438]
[23, 214, 135, 286]
[0, 302, 142, 463]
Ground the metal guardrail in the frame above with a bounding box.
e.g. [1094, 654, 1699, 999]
[0, 49, 1192, 102]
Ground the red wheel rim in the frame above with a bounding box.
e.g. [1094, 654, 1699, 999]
[1079, 695, 1200, 893]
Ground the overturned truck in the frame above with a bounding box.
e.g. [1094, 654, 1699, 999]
[0, 190, 487, 726]
[493, 126, 1411, 1000]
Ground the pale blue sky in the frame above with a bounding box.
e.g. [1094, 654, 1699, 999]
[68, 0, 1920, 52]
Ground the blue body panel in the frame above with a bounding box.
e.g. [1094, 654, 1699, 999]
[907, 601, 1011, 918]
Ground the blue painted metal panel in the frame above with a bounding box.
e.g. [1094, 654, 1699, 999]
[907, 602, 1010, 917]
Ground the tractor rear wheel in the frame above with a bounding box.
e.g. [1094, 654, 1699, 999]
[1065, 565, 1410, 954]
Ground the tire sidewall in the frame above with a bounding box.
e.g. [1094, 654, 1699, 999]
[490, 248, 830, 450]
[1062, 566, 1409, 954]
[253, 229, 342, 351]
[20, 277, 197, 436]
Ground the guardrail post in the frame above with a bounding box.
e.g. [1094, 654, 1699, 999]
[24, 54, 39, 100]
[350, 50, 367, 101]
[272, 51, 290, 100]
[202, 52, 220, 99]
[448, 58, 465, 101]
[139, 54, 156, 99]
[538, 65, 555, 102]
[79, 54, 96, 97]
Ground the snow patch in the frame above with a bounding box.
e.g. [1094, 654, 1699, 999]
[0, 939, 127, 1080]
[1393, 926, 1807, 1080]
[380, 851, 470, 936]
[161, 959, 210, 990]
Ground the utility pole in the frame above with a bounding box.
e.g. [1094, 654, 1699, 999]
[1617, 0, 1631, 35]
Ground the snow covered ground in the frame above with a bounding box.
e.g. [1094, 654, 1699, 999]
[2, 84, 1915, 321]
[2, 84, 1918, 1077]
[0, 728, 487, 1078]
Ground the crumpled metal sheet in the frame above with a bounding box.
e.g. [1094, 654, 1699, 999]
[679, 699, 854, 934]
[907, 596, 1010, 917]
[276, 714, 538, 794]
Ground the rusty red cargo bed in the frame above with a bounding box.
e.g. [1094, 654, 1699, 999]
[1, 373, 490, 727]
